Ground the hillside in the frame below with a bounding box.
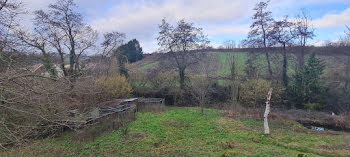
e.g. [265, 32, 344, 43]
[130, 49, 349, 82]
[4, 108, 350, 157]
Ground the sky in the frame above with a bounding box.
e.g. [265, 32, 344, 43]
[20, 0, 350, 53]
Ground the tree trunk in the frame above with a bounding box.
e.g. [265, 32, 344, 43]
[58, 52, 68, 76]
[231, 81, 239, 104]
[68, 28, 76, 76]
[264, 88, 273, 135]
[298, 47, 305, 69]
[263, 31, 272, 79]
[200, 103, 204, 114]
[69, 51, 75, 75]
[345, 56, 350, 94]
[179, 67, 185, 89]
[282, 44, 288, 87]
[265, 51, 273, 79]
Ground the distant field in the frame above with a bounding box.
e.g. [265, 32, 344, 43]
[133, 52, 304, 77]
[129, 51, 347, 88]
[4, 107, 349, 157]
[210, 52, 249, 76]
[139, 61, 160, 70]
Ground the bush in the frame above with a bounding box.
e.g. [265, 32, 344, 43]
[96, 73, 132, 99]
[149, 71, 178, 89]
[304, 103, 324, 111]
[240, 79, 284, 108]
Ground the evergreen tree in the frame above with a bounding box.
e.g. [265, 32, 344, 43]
[287, 53, 327, 109]
[113, 52, 129, 78]
[115, 39, 144, 63]
[113, 39, 144, 77]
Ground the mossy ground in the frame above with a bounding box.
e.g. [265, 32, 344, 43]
[3, 107, 349, 157]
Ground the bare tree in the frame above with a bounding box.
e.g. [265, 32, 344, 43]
[101, 31, 125, 57]
[73, 26, 98, 71]
[190, 76, 211, 114]
[0, 0, 23, 30]
[189, 55, 213, 114]
[0, 0, 25, 71]
[269, 16, 296, 87]
[34, 0, 97, 75]
[29, 10, 68, 76]
[15, 28, 59, 77]
[344, 26, 350, 94]
[13, 0, 97, 77]
[245, 0, 274, 79]
[157, 18, 209, 89]
[228, 55, 240, 105]
[98, 31, 126, 76]
[295, 9, 315, 68]
[223, 40, 236, 49]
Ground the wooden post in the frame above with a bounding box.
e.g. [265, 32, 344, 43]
[264, 88, 273, 135]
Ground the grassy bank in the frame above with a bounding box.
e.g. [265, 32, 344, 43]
[2, 107, 350, 157]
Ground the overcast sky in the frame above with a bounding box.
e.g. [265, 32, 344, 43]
[20, 0, 350, 53]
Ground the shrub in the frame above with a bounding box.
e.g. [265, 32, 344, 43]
[149, 71, 178, 89]
[240, 79, 284, 108]
[96, 73, 132, 99]
[222, 150, 238, 157]
[304, 103, 324, 111]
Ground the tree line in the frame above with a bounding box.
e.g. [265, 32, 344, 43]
[154, 0, 350, 113]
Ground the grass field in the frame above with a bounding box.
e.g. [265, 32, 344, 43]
[4, 107, 350, 157]
[131, 52, 348, 88]
[210, 52, 249, 76]
[135, 52, 303, 78]
[139, 61, 160, 70]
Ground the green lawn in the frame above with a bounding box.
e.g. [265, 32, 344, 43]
[3, 107, 350, 157]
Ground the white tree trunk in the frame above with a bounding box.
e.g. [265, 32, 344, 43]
[264, 88, 273, 135]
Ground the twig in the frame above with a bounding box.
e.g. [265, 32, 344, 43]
[8, 74, 58, 81]
[0, 104, 75, 130]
